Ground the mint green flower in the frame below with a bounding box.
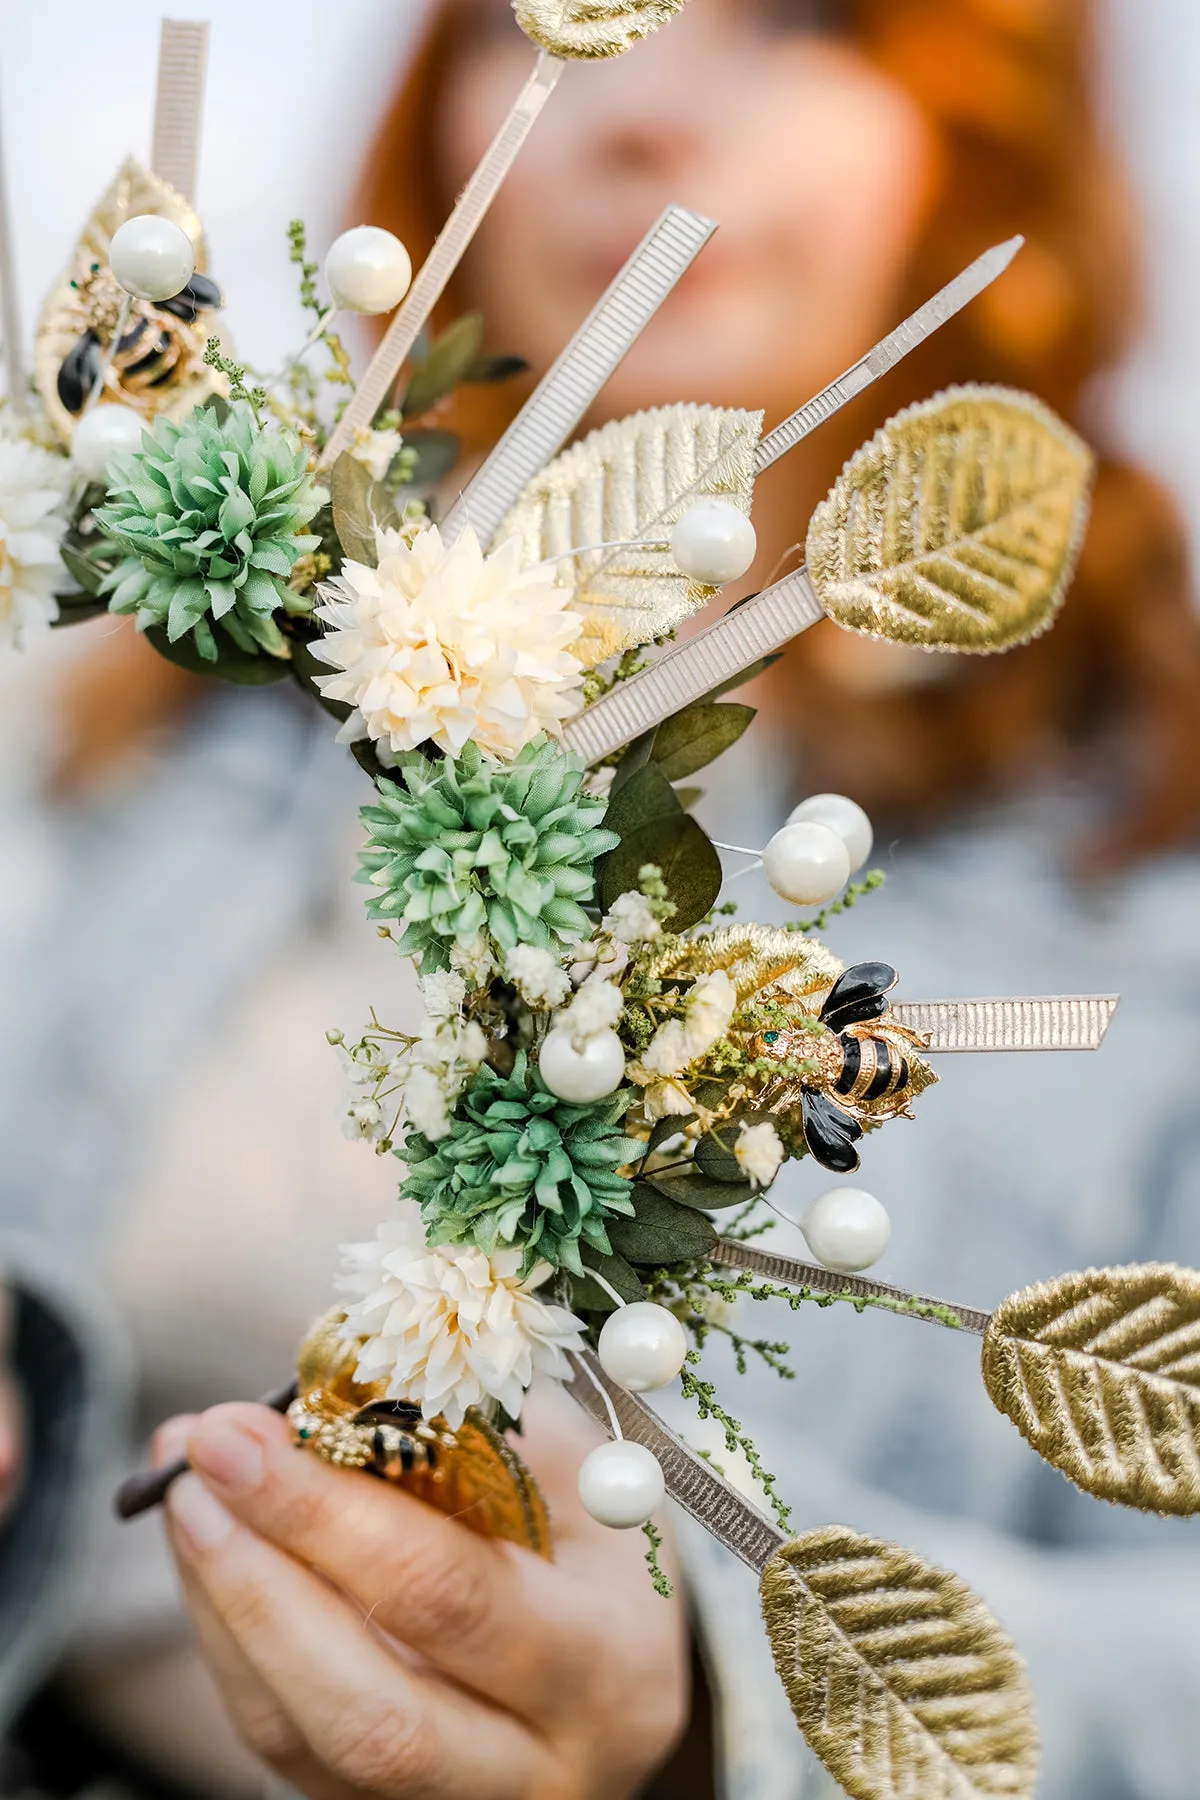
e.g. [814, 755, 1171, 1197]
[97, 402, 323, 660]
[359, 737, 620, 974]
[402, 1052, 637, 1275]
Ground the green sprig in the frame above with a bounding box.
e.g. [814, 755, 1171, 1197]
[786, 868, 886, 933]
[680, 1352, 794, 1533]
[641, 1520, 674, 1600]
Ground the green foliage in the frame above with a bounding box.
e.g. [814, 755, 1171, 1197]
[650, 702, 754, 782]
[403, 1051, 638, 1275]
[645, 1168, 754, 1210]
[568, 1251, 646, 1313]
[97, 402, 323, 662]
[401, 315, 484, 420]
[641, 1520, 674, 1600]
[329, 451, 405, 567]
[786, 869, 886, 934]
[608, 1183, 717, 1264]
[359, 736, 619, 973]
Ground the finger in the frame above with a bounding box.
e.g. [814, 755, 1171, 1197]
[168, 1525, 324, 1788]
[0, 1374, 23, 1517]
[184, 1402, 589, 1716]
[166, 1470, 549, 1800]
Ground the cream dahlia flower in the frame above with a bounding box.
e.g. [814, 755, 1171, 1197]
[337, 1203, 586, 1427]
[0, 434, 68, 648]
[311, 523, 585, 761]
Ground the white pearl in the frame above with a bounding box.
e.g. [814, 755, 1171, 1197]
[109, 214, 196, 302]
[762, 821, 850, 906]
[598, 1302, 688, 1393]
[70, 404, 145, 483]
[577, 1440, 665, 1529]
[801, 1186, 892, 1272]
[787, 793, 873, 874]
[670, 500, 757, 586]
[538, 1027, 625, 1103]
[324, 226, 413, 315]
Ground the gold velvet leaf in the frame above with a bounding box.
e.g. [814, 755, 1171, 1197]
[806, 385, 1093, 654]
[34, 156, 224, 446]
[982, 1263, 1200, 1514]
[761, 1526, 1038, 1800]
[514, 0, 690, 57]
[498, 403, 762, 666]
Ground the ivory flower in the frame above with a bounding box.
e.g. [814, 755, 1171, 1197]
[337, 1204, 586, 1427]
[734, 1119, 785, 1189]
[555, 974, 624, 1048]
[0, 434, 67, 647]
[640, 970, 737, 1078]
[507, 945, 572, 1010]
[604, 890, 662, 946]
[311, 523, 585, 761]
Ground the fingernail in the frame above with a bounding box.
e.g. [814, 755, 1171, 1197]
[152, 1416, 194, 1469]
[169, 1473, 234, 1550]
[189, 1419, 265, 1494]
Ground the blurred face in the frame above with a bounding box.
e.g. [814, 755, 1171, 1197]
[436, 0, 938, 421]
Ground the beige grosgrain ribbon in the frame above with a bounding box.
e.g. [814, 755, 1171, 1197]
[151, 20, 210, 202]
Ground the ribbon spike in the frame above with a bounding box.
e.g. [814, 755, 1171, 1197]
[151, 19, 210, 202]
[320, 51, 565, 472]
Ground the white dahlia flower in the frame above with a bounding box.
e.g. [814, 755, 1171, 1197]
[337, 1204, 586, 1427]
[0, 435, 68, 648]
[311, 523, 585, 761]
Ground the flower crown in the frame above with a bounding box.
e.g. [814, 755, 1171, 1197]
[7, 11, 1196, 1798]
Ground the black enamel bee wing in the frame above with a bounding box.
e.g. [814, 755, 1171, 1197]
[800, 1089, 863, 1173]
[819, 962, 899, 1030]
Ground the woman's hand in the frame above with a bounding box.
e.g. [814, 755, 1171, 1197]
[0, 1289, 24, 1522]
[161, 1386, 690, 1800]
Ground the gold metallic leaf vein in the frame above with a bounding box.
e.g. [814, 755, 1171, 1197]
[514, 0, 690, 57]
[806, 385, 1094, 654]
[498, 403, 762, 667]
[982, 1263, 1200, 1513]
[761, 1526, 1038, 1800]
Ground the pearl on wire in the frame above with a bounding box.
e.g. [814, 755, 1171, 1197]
[538, 1026, 626, 1104]
[70, 404, 145, 483]
[598, 1301, 689, 1393]
[762, 820, 850, 905]
[577, 1439, 665, 1528]
[787, 793, 873, 874]
[109, 215, 195, 302]
[324, 226, 413, 315]
[670, 499, 757, 585]
[801, 1186, 892, 1272]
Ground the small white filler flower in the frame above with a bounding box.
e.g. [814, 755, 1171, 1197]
[0, 434, 68, 648]
[337, 1204, 586, 1428]
[311, 523, 585, 761]
[734, 1119, 785, 1189]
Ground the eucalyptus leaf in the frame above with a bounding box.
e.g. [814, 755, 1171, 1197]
[603, 763, 681, 841]
[402, 429, 461, 489]
[59, 543, 109, 597]
[694, 1125, 746, 1184]
[609, 728, 656, 797]
[646, 1169, 754, 1210]
[638, 1114, 697, 1165]
[401, 314, 484, 420]
[144, 623, 290, 686]
[600, 813, 721, 930]
[569, 1252, 646, 1313]
[463, 353, 529, 385]
[705, 652, 781, 699]
[608, 1184, 718, 1264]
[331, 453, 381, 567]
[652, 701, 754, 782]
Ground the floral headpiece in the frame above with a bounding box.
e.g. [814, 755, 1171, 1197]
[5, 13, 1196, 1798]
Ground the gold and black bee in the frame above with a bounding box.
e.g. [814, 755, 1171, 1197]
[754, 961, 936, 1173]
[56, 262, 223, 417]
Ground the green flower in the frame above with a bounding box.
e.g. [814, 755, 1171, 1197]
[97, 402, 323, 661]
[403, 1052, 638, 1275]
[359, 737, 620, 973]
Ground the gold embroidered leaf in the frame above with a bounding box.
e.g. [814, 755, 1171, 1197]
[514, 0, 690, 57]
[806, 385, 1093, 654]
[761, 1526, 1038, 1800]
[982, 1263, 1200, 1514]
[498, 403, 762, 666]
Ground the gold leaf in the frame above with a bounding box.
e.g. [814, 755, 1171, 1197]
[34, 156, 226, 446]
[498, 403, 762, 667]
[761, 1526, 1038, 1800]
[514, 0, 690, 58]
[982, 1263, 1200, 1514]
[806, 385, 1094, 654]
[644, 923, 841, 1004]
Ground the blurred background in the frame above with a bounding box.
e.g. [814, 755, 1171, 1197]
[1, 3, 1200, 1798]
